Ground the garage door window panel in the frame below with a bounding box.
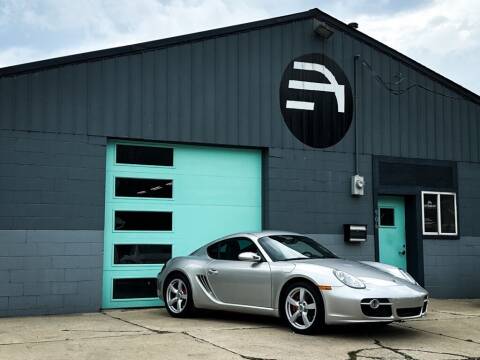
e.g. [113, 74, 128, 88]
[116, 144, 173, 166]
[115, 177, 173, 199]
[114, 211, 172, 231]
[112, 278, 157, 299]
[114, 244, 172, 265]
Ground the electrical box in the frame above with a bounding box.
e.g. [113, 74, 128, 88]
[344, 224, 367, 243]
[351, 174, 365, 196]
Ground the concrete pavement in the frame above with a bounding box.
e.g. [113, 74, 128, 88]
[0, 299, 479, 360]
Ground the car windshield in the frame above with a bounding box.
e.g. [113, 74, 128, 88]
[258, 235, 337, 261]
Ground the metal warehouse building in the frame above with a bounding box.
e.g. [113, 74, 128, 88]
[1, 8, 479, 316]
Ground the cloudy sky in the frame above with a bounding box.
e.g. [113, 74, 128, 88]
[0, 0, 479, 94]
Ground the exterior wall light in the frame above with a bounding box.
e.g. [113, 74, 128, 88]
[313, 19, 333, 39]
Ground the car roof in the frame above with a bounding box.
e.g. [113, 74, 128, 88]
[213, 230, 302, 241]
[247, 230, 302, 239]
[196, 230, 301, 251]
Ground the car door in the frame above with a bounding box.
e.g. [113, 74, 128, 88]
[206, 237, 272, 308]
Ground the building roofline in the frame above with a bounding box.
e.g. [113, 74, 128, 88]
[310, 8, 480, 105]
[1, 8, 479, 104]
[0, 9, 314, 77]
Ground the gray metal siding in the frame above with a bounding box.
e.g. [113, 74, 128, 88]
[458, 162, 480, 236]
[265, 148, 373, 235]
[1, 17, 479, 161]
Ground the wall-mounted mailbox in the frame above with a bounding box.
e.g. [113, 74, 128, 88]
[344, 224, 367, 243]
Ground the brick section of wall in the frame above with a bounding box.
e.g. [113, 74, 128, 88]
[0, 130, 106, 230]
[0, 230, 103, 316]
[265, 148, 373, 235]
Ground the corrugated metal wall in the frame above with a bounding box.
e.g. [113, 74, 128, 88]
[1, 17, 479, 162]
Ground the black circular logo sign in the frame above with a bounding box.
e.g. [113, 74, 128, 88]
[279, 53, 353, 148]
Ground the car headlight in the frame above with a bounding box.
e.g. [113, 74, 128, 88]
[333, 269, 366, 289]
[398, 269, 418, 285]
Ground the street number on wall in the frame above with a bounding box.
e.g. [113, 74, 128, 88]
[279, 53, 353, 148]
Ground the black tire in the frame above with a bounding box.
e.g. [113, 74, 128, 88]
[280, 281, 325, 335]
[163, 273, 195, 318]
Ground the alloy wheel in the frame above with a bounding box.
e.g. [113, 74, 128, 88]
[285, 286, 317, 330]
[166, 278, 188, 314]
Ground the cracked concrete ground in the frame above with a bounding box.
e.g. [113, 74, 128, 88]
[0, 299, 479, 360]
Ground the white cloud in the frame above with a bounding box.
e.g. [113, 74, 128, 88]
[0, 46, 41, 68]
[355, 0, 480, 92]
[0, 0, 479, 94]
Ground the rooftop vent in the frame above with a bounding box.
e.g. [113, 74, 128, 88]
[348, 22, 359, 29]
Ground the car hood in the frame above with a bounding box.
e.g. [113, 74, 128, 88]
[292, 258, 407, 286]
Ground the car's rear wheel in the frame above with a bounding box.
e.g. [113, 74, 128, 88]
[281, 281, 325, 334]
[163, 273, 195, 317]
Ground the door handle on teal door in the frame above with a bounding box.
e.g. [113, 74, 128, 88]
[399, 250, 406, 255]
[208, 269, 219, 275]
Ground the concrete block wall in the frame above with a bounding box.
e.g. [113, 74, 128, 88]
[0, 230, 103, 316]
[0, 130, 106, 316]
[0, 130, 106, 230]
[264, 148, 375, 260]
[423, 162, 480, 298]
[423, 237, 480, 298]
[265, 147, 375, 261]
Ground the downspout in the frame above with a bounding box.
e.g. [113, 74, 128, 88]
[353, 54, 360, 175]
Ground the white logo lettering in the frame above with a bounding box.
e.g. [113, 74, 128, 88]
[285, 61, 345, 113]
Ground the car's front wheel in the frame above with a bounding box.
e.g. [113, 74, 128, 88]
[281, 281, 325, 334]
[163, 273, 195, 317]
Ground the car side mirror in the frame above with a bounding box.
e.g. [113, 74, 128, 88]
[238, 252, 262, 262]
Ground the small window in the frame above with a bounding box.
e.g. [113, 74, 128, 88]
[115, 178, 173, 198]
[422, 192, 457, 236]
[423, 193, 438, 233]
[114, 211, 172, 231]
[116, 144, 173, 166]
[207, 238, 260, 261]
[379, 208, 395, 226]
[112, 278, 157, 299]
[114, 244, 172, 264]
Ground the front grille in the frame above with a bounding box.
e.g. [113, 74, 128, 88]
[361, 304, 392, 317]
[360, 298, 392, 317]
[397, 307, 422, 317]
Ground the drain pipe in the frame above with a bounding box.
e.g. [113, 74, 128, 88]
[354, 54, 360, 175]
[351, 54, 365, 197]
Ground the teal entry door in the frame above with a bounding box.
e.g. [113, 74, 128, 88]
[378, 196, 407, 270]
[102, 140, 262, 309]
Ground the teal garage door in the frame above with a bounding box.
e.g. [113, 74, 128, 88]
[102, 141, 262, 309]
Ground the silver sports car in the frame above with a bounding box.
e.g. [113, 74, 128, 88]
[157, 231, 428, 334]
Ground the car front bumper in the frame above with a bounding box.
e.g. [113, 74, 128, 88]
[323, 283, 428, 324]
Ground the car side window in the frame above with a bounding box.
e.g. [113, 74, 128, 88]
[207, 241, 224, 259]
[207, 238, 260, 261]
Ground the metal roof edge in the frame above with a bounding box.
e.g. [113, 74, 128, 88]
[0, 9, 315, 78]
[1, 7, 478, 105]
[310, 8, 480, 105]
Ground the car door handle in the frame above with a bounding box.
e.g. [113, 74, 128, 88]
[208, 268, 219, 275]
